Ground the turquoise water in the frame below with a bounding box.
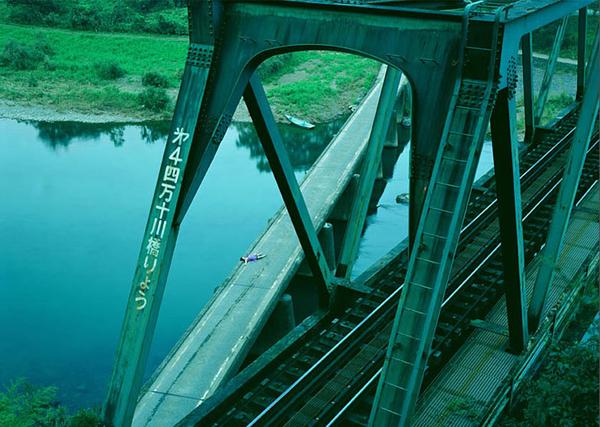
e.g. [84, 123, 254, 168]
[0, 117, 494, 410]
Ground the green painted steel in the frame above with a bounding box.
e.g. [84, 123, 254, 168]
[97, 1, 599, 426]
[369, 3, 506, 425]
[244, 74, 333, 296]
[576, 7, 587, 100]
[174, 1, 464, 227]
[336, 67, 402, 279]
[528, 39, 599, 332]
[103, 60, 213, 427]
[533, 15, 568, 130]
[586, 30, 599, 84]
[521, 33, 534, 143]
[490, 87, 529, 353]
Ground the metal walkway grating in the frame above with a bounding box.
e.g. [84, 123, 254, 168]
[413, 185, 599, 427]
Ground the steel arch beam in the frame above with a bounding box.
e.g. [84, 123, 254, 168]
[175, 1, 464, 224]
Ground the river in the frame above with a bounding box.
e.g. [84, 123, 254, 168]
[0, 117, 494, 410]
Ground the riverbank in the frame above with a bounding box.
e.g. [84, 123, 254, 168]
[0, 23, 379, 124]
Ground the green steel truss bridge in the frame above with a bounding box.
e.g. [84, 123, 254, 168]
[101, 1, 599, 426]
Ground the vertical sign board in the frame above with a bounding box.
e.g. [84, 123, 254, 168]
[103, 54, 212, 427]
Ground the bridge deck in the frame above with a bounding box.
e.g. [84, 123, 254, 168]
[413, 185, 599, 426]
[132, 71, 386, 427]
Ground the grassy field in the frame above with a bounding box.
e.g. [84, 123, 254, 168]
[0, 22, 379, 122]
[262, 51, 379, 122]
[0, 23, 187, 120]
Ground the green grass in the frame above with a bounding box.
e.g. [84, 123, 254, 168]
[0, 23, 380, 122]
[514, 92, 575, 138]
[0, 23, 187, 119]
[261, 51, 379, 122]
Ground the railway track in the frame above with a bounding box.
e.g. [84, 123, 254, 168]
[184, 108, 598, 427]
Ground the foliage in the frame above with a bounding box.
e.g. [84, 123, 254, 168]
[69, 5, 105, 31]
[446, 398, 481, 422]
[502, 339, 599, 427]
[126, 0, 173, 13]
[540, 92, 573, 125]
[0, 39, 54, 70]
[258, 54, 294, 81]
[0, 379, 67, 426]
[142, 71, 169, 88]
[0, 22, 378, 122]
[139, 87, 170, 112]
[533, 14, 598, 60]
[95, 61, 126, 80]
[0, 379, 105, 427]
[69, 408, 104, 427]
[6, 0, 69, 26]
[3, 0, 187, 35]
[264, 51, 379, 122]
[154, 13, 187, 35]
[501, 279, 600, 427]
[0, 22, 185, 119]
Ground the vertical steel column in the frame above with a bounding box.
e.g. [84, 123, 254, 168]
[369, 4, 504, 423]
[335, 67, 402, 279]
[528, 45, 599, 332]
[103, 56, 213, 427]
[243, 74, 332, 295]
[534, 16, 568, 127]
[576, 7, 587, 100]
[521, 33, 535, 143]
[490, 87, 529, 353]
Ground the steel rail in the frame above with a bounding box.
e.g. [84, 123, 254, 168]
[460, 126, 576, 238]
[244, 125, 597, 426]
[325, 140, 599, 427]
[193, 110, 592, 427]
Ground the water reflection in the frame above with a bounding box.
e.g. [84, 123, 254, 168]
[30, 118, 345, 174]
[0, 115, 353, 410]
[234, 117, 347, 172]
[32, 121, 170, 149]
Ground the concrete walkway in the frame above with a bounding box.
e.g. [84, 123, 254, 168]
[132, 70, 386, 426]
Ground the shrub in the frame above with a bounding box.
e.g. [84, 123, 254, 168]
[0, 379, 67, 425]
[502, 339, 599, 426]
[108, 5, 139, 31]
[69, 408, 104, 426]
[95, 62, 126, 80]
[0, 379, 104, 426]
[0, 40, 50, 70]
[34, 38, 55, 57]
[7, 0, 68, 26]
[156, 13, 187, 35]
[520, 341, 598, 426]
[7, 0, 65, 15]
[139, 87, 170, 112]
[127, 0, 172, 13]
[69, 5, 105, 31]
[258, 53, 294, 81]
[142, 71, 169, 88]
